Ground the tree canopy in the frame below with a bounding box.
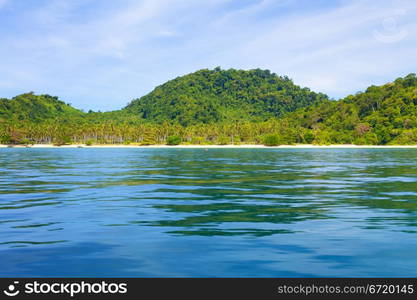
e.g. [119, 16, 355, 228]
[124, 68, 328, 125]
[0, 69, 416, 146]
[285, 73, 417, 145]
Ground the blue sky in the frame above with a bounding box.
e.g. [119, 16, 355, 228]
[0, 0, 416, 111]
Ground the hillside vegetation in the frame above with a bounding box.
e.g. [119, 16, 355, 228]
[125, 68, 328, 125]
[0, 69, 416, 145]
[286, 73, 417, 145]
[0, 92, 83, 122]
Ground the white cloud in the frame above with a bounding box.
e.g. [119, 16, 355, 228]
[200, 0, 417, 97]
[0, 0, 416, 110]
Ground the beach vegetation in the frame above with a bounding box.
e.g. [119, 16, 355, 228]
[0, 70, 416, 146]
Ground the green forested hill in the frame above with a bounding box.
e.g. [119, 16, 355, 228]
[0, 92, 84, 122]
[124, 68, 328, 125]
[285, 73, 417, 145]
[0, 70, 416, 145]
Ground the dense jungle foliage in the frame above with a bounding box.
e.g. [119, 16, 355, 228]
[0, 68, 416, 146]
[125, 68, 328, 125]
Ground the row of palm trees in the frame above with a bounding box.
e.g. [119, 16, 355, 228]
[0, 118, 309, 145]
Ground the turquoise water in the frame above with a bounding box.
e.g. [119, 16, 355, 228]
[1, 148, 417, 277]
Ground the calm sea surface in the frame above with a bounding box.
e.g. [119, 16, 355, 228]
[1, 148, 417, 277]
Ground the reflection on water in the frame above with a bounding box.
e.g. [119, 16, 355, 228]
[1, 148, 417, 277]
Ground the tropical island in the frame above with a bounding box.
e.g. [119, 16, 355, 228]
[1, 67, 417, 147]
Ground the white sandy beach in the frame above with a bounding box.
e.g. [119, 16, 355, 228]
[2, 144, 417, 149]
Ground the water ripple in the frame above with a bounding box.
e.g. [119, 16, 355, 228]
[1, 148, 417, 277]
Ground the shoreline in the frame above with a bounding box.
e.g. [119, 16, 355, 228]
[2, 144, 417, 149]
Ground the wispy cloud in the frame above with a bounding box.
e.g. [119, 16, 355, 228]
[0, 0, 416, 110]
